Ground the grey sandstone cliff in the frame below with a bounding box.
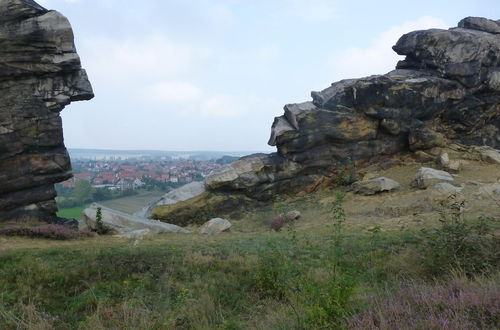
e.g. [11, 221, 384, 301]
[210, 17, 500, 199]
[151, 17, 500, 224]
[0, 0, 93, 223]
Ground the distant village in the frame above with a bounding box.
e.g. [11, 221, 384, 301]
[59, 159, 227, 191]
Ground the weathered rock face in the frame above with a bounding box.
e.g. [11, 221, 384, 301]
[0, 0, 93, 223]
[212, 16, 500, 199]
[151, 17, 500, 224]
[134, 181, 206, 219]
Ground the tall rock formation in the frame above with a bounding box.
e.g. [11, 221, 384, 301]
[0, 0, 93, 223]
[151, 17, 500, 224]
[209, 17, 500, 198]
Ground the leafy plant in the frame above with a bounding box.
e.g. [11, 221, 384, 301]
[418, 196, 499, 277]
[95, 207, 111, 235]
[329, 191, 346, 248]
[303, 275, 354, 329]
[257, 192, 354, 328]
[333, 161, 358, 186]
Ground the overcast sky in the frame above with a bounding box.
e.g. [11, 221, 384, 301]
[37, 0, 500, 151]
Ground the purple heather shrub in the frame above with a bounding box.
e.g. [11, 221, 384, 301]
[0, 224, 93, 240]
[269, 215, 286, 232]
[349, 275, 500, 329]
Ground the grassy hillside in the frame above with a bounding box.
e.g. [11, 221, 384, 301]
[1, 187, 499, 329]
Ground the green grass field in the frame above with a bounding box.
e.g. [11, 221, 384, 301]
[56, 206, 85, 220]
[99, 191, 165, 214]
[57, 191, 166, 220]
[3, 189, 499, 329]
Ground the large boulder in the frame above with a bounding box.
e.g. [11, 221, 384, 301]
[151, 192, 257, 227]
[414, 167, 455, 189]
[0, 0, 93, 223]
[432, 182, 464, 197]
[135, 181, 206, 218]
[83, 204, 191, 234]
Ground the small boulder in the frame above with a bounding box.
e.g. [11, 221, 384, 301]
[199, 218, 232, 235]
[438, 152, 461, 172]
[446, 160, 461, 172]
[352, 177, 401, 195]
[414, 167, 454, 189]
[286, 210, 301, 221]
[433, 183, 464, 196]
[438, 152, 450, 167]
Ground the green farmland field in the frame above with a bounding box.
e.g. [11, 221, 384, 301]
[57, 191, 165, 219]
[56, 206, 85, 220]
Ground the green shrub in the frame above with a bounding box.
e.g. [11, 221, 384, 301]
[418, 198, 499, 277]
[254, 240, 291, 300]
[95, 207, 111, 235]
[333, 162, 358, 186]
[304, 275, 354, 329]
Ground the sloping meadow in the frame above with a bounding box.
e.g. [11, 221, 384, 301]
[0, 193, 498, 329]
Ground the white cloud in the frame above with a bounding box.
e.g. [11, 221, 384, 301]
[79, 34, 209, 84]
[207, 3, 235, 28]
[138, 82, 248, 119]
[287, 0, 338, 21]
[254, 44, 281, 62]
[200, 95, 247, 118]
[328, 16, 448, 80]
[144, 81, 202, 104]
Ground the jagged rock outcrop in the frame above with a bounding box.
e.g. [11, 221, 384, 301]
[149, 17, 500, 224]
[0, 0, 93, 223]
[231, 17, 499, 194]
